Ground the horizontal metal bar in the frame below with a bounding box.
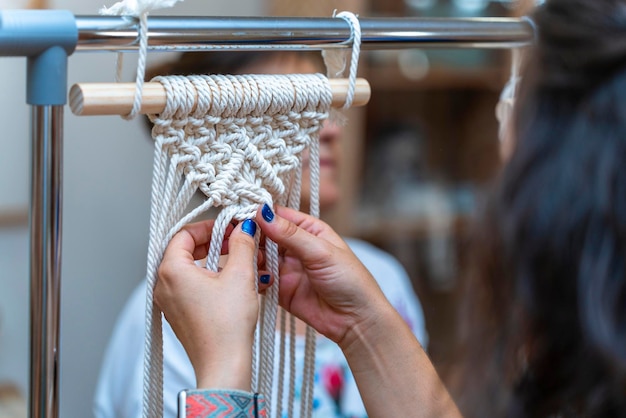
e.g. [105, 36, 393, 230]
[76, 16, 533, 52]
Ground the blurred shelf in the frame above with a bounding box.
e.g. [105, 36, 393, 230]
[366, 64, 506, 92]
[352, 212, 471, 242]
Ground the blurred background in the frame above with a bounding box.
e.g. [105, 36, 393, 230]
[0, 0, 533, 416]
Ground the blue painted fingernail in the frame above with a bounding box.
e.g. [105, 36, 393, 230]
[262, 204, 274, 222]
[241, 219, 257, 237]
[259, 274, 270, 285]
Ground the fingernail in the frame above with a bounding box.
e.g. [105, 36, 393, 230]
[259, 274, 270, 285]
[262, 204, 274, 222]
[241, 219, 257, 237]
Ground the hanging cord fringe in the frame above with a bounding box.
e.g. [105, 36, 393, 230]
[100, 1, 188, 414]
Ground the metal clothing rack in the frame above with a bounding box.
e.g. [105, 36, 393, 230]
[0, 9, 534, 418]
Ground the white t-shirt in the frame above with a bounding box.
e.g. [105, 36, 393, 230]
[94, 238, 428, 418]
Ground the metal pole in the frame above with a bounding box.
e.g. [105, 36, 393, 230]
[0, 9, 76, 418]
[29, 105, 63, 418]
[75, 16, 533, 52]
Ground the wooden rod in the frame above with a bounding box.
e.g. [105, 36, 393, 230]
[69, 78, 370, 116]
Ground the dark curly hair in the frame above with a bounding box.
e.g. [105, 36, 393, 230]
[453, 0, 626, 416]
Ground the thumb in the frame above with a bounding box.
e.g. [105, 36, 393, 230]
[221, 219, 257, 277]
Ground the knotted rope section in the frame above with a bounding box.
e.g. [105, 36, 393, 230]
[143, 73, 332, 418]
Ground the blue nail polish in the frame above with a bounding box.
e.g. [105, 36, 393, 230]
[241, 219, 257, 237]
[259, 274, 270, 284]
[262, 204, 274, 222]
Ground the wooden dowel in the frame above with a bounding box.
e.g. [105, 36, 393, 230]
[69, 78, 370, 116]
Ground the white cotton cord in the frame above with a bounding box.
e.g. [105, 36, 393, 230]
[288, 315, 297, 418]
[275, 308, 287, 417]
[258, 259, 281, 402]
[299, 107, 320, 418]
[255, 296, 266, 392]
[100, 0, 185, 120]
[286, 165, 303, 210]
[336, 11, 361, 110]
[143, 73, 200, 418]
[114, 52, 124, 83]
[496, 47, 522, 143]
[322, 10, 361, 125]
[299, 74, 329, 418]
[260, 238, 280, 415]
[142, 148, 168, 418]
[300, 326, 318, 418]
[206, 206, 237, 270]
[257, 298, 271, 395]
[276, 76, 316, 418]
[257, 115, 283, 417]
[251, 231, 261, 394]
[155, 77, 197, 245]
[141, 108, 170, 418]
[306, 87, 323, 219]
[123, 11, 149, 120]
[322, 10, 348, 79]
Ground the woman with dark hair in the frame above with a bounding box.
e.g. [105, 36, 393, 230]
[151, 0, 626, 416]
[454, 0, 626, 415]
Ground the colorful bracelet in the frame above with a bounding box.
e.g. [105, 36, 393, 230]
[179, 389, 267, 418]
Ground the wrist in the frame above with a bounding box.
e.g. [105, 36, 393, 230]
[195, 348, 253, 391]
[339, 300, 405, 359]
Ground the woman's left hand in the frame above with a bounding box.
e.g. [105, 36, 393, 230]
[154, 219, 262, 390]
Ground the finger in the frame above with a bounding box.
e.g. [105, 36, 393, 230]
[159, 228, 206, 286]
[174, 220, 218, 260]
[256, 243, 266, 271]
[257, 271, 273, 293]
[221, 219, 258, 277]
[162, 226, 203, 267]
[256, 204, 341, 262]
[220, 221, 238, 254]
[274, 206, 345, 248]
[185, 220, 237, 259]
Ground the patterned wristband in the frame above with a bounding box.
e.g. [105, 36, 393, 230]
[181, 389, 267, 418]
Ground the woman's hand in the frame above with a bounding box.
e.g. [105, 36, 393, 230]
[256, 204, 391, 350]
[154, 219, 261, 390]
[258, 204, 462, 417]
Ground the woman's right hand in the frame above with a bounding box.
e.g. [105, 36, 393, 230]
[258, 204, 463, 418]
[256, 204, 391, 350]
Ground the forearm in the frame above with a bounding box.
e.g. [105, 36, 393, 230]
[182, 337, 262, 417]
[194, 348, 253, 391]
[341, 303, 462, 418]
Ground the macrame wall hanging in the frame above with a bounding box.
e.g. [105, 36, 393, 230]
[72, 2, 365, 417]
[70, 73, 368, 417]
[144, 72, 332, 418]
